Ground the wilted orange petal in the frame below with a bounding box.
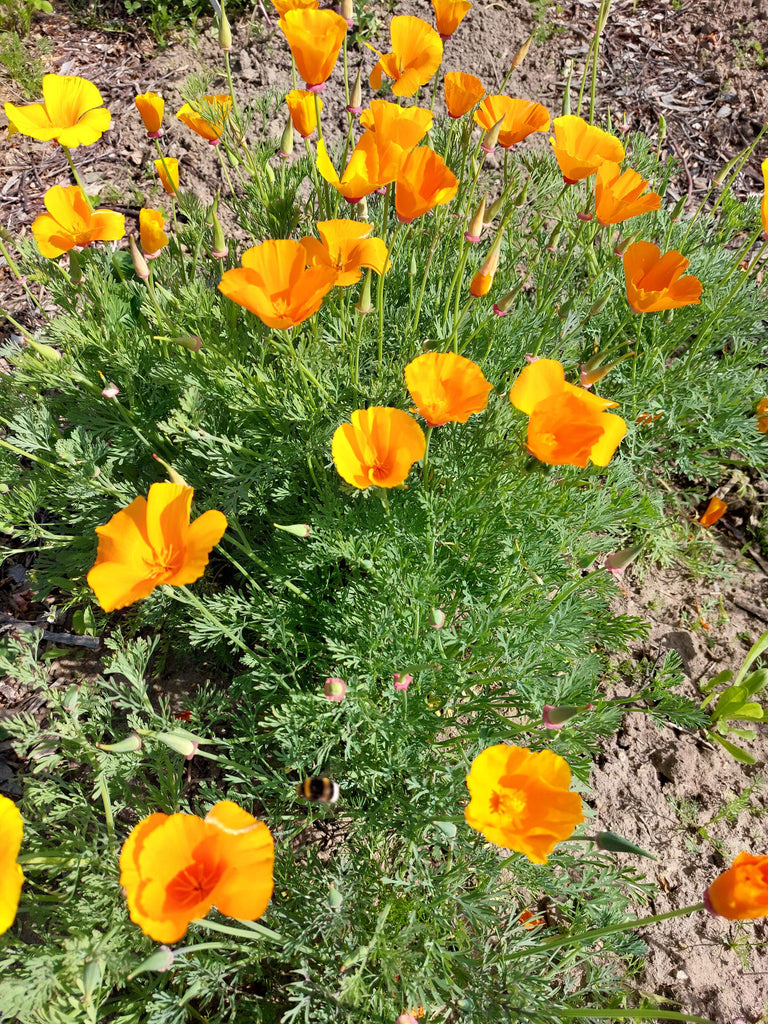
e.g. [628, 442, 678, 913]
[700, 496, 727, 527]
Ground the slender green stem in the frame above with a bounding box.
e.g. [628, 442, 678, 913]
[97, 773, 115, 845]
[429, 61, 442, 112]
[422, 425, 433, 485]
[588, 0, 613, 123]
[411, 231, 441, 338]
[217, 146, 238, 196]
[191, 917, 285, 944]
[377, 215, 401, 367]
[61, 146, 92, 206]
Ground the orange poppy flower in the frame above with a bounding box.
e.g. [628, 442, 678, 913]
[4, 73, 111, 148]
[757, 398, 768, 433]
[431, 0, 471, 38]
[31, 185, 125, 259]
[761, 158, 768, 236]
[509, 357, 627, 467]
[87, 482, 227, 612]
[474, 95, 550, 149]
[405, 352, 492, 427]
[0, 795, 24, 936]
[623, 241, 702, 313]
[369, 15, 443, 98]
[285, 89, 321, 138]
[176, 95, 232, 144]
[300, 219, 389, 286]
[359, 99, 433, 147]
[218, 239, 337, 329]
[332, 407, 426, 489]
[469, 230, 503, 297]
[270, 0, 318, 13]
[395, 146, 458, 223]
[154, 157, 179, 195]
[279, 9, 348, 91]
[120, 800, 274, 943]
[444, 71, 485, 118]
[317, 134, 403, 203]
[135, 92, 164, 137]
[464, 744, 584, 864]
[700, 496, 727, 527]
[549, 114, 625, 183]
[139, 208, 169, 258]
[595, 163, 661, 225]
[705, 853, 768, 921]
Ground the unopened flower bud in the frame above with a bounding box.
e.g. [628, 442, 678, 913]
[594, 831, 656, 859]
[101, 382, 120, 398]
[340, 0, 353, 27]
[151, 453, 189, 486]
[580, 351, 633, 387]
[713, 151, 741, 187]
[347, 69, 363, 114]
[657, 114, 666, 150]
[512, 32, 533, 68]
[324, 677, 346, 701]
[155, 730, 200, 759]
[393, 672, 413, 691]
[670, 194, 687, 222]
[470, 226, 504, 297]
[409, 251, 417, 275]
[556, 293, 576, 320]
[465, 194, 487, 242]
[542, 704, 580, 730]
[481, 116, 505, 154]
[129, 235, 150, 280]
[484, 195, 504, 224]
[69, 248, 83, 285]
[165, 334, 203, 352]
[355, 270, 373, 314]
[588, 287, 613, 318]
[357, 196, 369, 221]
[127, 947, 175, 980]
[274, 522, 311, 538]
[429, 607, 446, 629]
[605, 543, 642, 575]
[546, 223, 562, 252]
[211, 208, 227, 258]
[613, 231, 641, 257]
[512, 179, 529, 207]
[279, 116, 293, 159]
[218, 6, 232, 50]
[561, 59, 573, 116]
[97, 732, 143, 753]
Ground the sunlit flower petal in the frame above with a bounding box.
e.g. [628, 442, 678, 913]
[31, 185, 125, 258]
[705, 853, 768, 920]
[279, 9, 348, 89]
[0, 795, 24, 936]
[549, 114, 625, 183]
[177, 95, 232, 143]
[431, 0, 471, 38]
[369, 16, 443, 98]
[474, 95, 549, 148]
[135, 92, 164, 136]
[405, 352, 492, 427]
[5, 74, 111, 148]
[623, 241, 702, 313]
[300, 219, 389, 286]
[332, 407, 426, 489]
[395, 146, 458, 223]
[595, 163, 661, 225]
[443, 71, 484, 118]
[139, 208, 169, 257]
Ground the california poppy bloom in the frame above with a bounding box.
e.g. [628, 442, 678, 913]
[285, 89, 321, 138]
[176, 95, 232, 144]
[279, 9, 348, 91]
[120, 800, 274, 943]
[5, 73, 111, 148]
[0, 795, 24, 936]
[317, 133, 406, 203]
[139, 208, 169, 258]
[623, 241, 702, 313]
[594, 163, 661, 225]
[31, 185, 125, 259]
[464, 744, 584, 864]
[218, 239, 337, 329]
[550, 114, 625, 184]
[154, 157, 179, 195]
[431, 0, 471, 38]
[332, 407, 426, 489]
[443, 71, 485, 118]
[300, 220, 389, 286]
[395, 146, 458, 223]
[369, 15, 443, 98]
[87, 482, 227, 612]
[359, 99, 433, 147]
[270, 0, 318, 13]
[474, 96, 550, 149]
[135, 92, 164, 137]
[705, 853, 768, 920]
[700, 496, 727, 527]
[757, 398, 768, 434]
[509, 358, 627, 467]
[405, 352, 492, 427]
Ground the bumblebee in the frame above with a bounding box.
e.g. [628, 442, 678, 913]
[296, 777, 340, 803]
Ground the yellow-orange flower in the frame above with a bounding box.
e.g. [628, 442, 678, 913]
[87, 482, 227, 612]
[757, 398, 768, 434]
[135, 92, 164, 136]
[359, 100, 433, 147]
[218, 239, 337, 329]
[317, 132, 409, 203]
[623, 241, 702, 313]
[285, 89, 320, 138]
[154, 157, 179, 195]
[0, 795, 24, 936]
[369, 15, 443, 98]
[509, 358, 627, 468]
[705, 853, 768, 920]
[5, 73, 111, 148]
[595, 162, 661, 225]
[300, 219, 389, 286]
[444, 71, 485, 118]
[120, 800, 274, 943]
[700, 496, 727, 528]
[474, 95, 550, 149]
[176, 95, 232, 144]
[395, 146, 458, 223]
[270, 0, 318, 14]
[550, 114, 625, 183]
[279, 9, 348, 90]
[464, 744, 584, 864]
[31, 185, 125, 259]
[139, 208, 169, 257]
[431, 0, 471, 38]
[761, 157, 768, 236]
[332, 407, 426, 489]
[405, 352, 492, 427]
